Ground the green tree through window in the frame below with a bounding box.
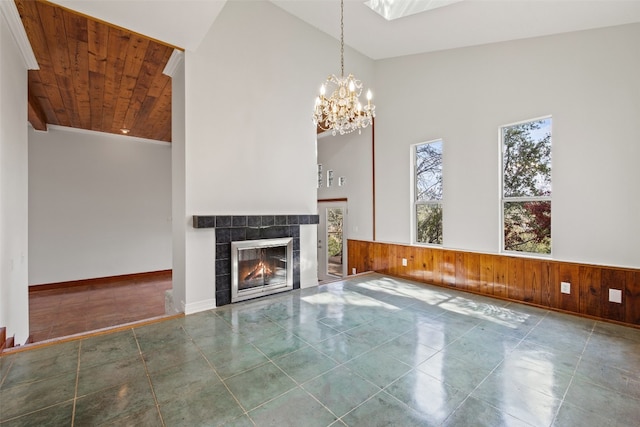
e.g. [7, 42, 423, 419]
[415, 140, 443, 244]
[502, 118, 552, 254]
[327, 208, 343, 258]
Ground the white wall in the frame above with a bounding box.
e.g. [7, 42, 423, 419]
[171, 58, 186, 313]
[372, 23, 640, 269]
[0, 13, 29, 343]
[29, 126, 172, 285]
[182, 0, 375, 312]
[317, 128, 374, 241]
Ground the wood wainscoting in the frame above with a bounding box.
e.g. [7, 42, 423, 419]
[348, 240, 640, 327]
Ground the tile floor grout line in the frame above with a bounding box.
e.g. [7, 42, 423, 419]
[132, 327, 166, 427]
[300, 386, 342, 424]
[0, 401, 76, 424]
[219, 358, 273, 382]
[252, 342, 300, 393]
[568, 323, 640, 399]
[439, 310, 548, 426]
[243, 380, 340, 425]
[330, 348, 406, 416]
[234, 327, 347, 424]
[336, 385, 413, 426]
[549, 319, 597, 426]
[273, 342, 360, 422]
[413, 324, 489, 427]
[0, 355, 13, 389]
[304, 315, 416, 367]
[70, 340, 82, 427]
[182, 323, 255, 424]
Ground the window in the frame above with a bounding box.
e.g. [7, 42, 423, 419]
[501, 117, 552, 254]
[414, 140, 443, 244]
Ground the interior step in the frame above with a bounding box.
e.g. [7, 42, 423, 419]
[0, 327, 11, 353]
[0, 327, 31, 353]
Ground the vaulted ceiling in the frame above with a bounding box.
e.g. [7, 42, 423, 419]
[15, 0, 640, 143]
[17, 0, 175, 142]
[274, 0, 640, 60]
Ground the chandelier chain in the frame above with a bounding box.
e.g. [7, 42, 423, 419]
[340, 0, 344, 77]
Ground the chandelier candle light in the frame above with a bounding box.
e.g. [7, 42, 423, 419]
[313, 0, 375, 135]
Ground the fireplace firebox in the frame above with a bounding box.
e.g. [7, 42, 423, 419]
[231, 237, 293, 303]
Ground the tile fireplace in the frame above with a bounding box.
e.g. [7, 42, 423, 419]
[193, 214, 319, 306]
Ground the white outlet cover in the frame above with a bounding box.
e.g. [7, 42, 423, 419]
[561, 281, 571, 294]
[609, 288, 622, 304]
[402, 258, 407, 266]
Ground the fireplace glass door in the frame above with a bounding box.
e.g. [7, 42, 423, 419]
[231, 238, 293, 302]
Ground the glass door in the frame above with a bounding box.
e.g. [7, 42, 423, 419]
[318, 201, 347, 282]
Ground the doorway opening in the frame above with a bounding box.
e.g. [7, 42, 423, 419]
[318, 200, 347, 282]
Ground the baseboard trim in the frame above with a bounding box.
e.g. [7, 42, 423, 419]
[29, 270, 172, 293]
[185, 298, 216, 315]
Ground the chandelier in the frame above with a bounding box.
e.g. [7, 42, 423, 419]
[313, 0, 375, 136]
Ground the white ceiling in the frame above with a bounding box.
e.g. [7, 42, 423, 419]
[51, 0, 227, 51]
[273, 0, 640, 60]
[51, 0, 640, 59]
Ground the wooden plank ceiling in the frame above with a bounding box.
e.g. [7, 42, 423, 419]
[16, 0, 174, 142]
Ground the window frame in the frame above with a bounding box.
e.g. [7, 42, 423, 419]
[412, 139, 443, 246]
[499, 116, 552, 256]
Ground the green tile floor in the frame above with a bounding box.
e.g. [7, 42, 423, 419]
[1, 273, 640, 426]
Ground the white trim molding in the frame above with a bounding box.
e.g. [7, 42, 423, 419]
[162, 49, 184, 77]
[0, 0, 39, 70]
[184, 298, 216, 315]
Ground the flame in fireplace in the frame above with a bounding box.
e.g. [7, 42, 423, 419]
[244, 260, 274, 281]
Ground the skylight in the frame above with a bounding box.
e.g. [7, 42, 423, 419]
[365, 0, 464, 21]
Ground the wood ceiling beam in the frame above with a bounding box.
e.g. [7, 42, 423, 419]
[28, 91, 48, 131]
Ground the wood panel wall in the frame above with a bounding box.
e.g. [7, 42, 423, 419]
[348, 240, 640, 327]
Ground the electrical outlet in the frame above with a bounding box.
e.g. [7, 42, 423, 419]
[561, 281, 571, 294]
[402, 258, 407, 266]
[609, 289, 622, 304]
[352, 267, 356, 275]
